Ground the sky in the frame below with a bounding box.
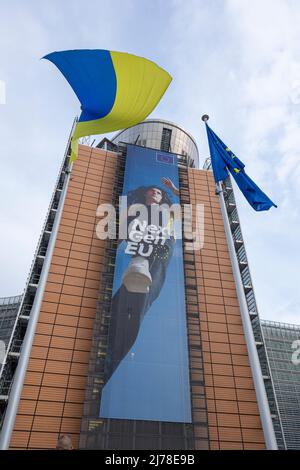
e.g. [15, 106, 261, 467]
[0, 0, 300, 325]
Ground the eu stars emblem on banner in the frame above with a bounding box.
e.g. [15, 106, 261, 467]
[156, 153, 175, 165]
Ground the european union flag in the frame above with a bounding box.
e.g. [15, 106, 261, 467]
[205, 124, 277, 212]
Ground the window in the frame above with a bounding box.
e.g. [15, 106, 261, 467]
[160, 128, 172, 152]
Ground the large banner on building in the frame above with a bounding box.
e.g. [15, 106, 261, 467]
[99, 144, 192, 423]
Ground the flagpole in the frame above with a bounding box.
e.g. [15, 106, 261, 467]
[201, 115, 278, 450]
[0, 120, 76, 450]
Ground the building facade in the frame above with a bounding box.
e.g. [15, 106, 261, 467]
[0, 296, 22, 349]
[260, 320, 300, 449]
[0, 295, 22, 427]
[111, 119, 199, 168]
[0, 120, 281, 449]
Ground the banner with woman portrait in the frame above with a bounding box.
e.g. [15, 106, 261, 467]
[99, 144, 192, 423]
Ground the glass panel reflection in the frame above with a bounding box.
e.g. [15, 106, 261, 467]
[111, 119, 199, 168]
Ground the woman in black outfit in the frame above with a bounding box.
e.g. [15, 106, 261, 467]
[103, 177, 179, 384]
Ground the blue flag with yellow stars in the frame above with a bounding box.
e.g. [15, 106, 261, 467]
[205, 123, 277, 212]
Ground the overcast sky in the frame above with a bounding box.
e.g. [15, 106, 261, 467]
[0, 0, 299, 325]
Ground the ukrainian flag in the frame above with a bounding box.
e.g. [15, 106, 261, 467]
[43, 49, 172, 161]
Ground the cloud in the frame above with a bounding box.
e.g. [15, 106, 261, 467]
[0, 0, 299, 328]
[164, 0, 300, 325]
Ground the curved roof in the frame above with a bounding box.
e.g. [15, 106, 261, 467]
[112, 118, 198, 151]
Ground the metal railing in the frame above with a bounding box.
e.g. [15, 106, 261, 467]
[0, 118, 77, 436]
[220, 175, 286, 449]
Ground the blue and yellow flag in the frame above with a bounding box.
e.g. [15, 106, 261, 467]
[43, 49, 172, 161]
[205, 123, 277, 211]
